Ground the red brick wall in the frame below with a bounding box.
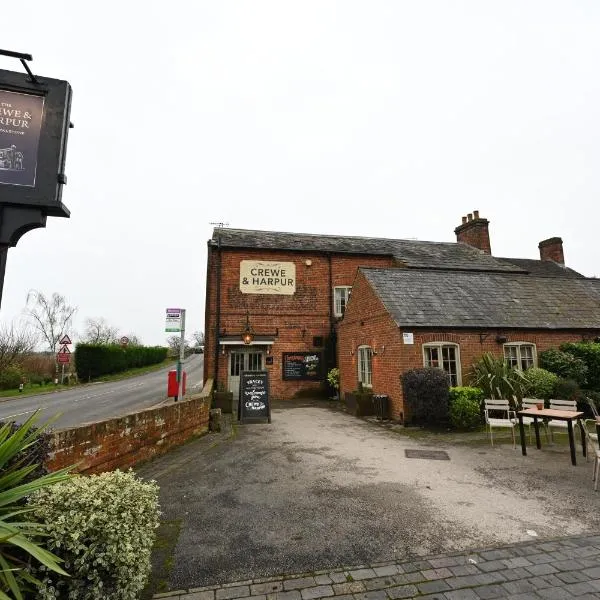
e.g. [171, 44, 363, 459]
[455, 218, 492, 254]
[339, 271, 598, 420]
[46, 393, 210, 475]
[204, 245, 394, 398]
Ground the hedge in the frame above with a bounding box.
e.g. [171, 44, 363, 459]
[401, 367, 449, 425]
[559, 342, 600, 391]
[75, 344, 168, 380]
[448, 387, 484, 430]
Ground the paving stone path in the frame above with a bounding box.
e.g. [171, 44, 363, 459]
[154, 534, 600, 600]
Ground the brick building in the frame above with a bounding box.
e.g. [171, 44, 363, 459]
[204, 213, 600, 411]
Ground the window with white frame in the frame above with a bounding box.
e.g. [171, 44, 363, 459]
[357, 345, 373, 388]
[504, 343, 536, 371]
[334, 286, 352, 317]
[423, 343, 461, 387]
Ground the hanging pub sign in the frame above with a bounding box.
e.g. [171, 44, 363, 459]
[239, 370, 271, 423]
[282, 352, 323, 381]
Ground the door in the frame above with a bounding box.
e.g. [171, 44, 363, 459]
[228, 350, 265, 399]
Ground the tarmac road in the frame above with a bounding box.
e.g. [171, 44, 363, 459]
[0, 354, 203, 429]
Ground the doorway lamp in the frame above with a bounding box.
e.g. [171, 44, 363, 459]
[242, 312, 254, 345]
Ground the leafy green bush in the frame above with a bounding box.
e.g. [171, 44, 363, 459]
[0, 364, 25, 390]
[401, 368, 449, 425]
[31, 470, 160, 600]
[559, 342, 600, 390]
[327, 368, 339, 391]
[75, 344, 168, 380]
[449, 387, 484, 430]
[539, 348, 588, 386]
[553, 378, 580, 401]
[0, 413, 72, 600]
[522, 367, 559, 400]
[469, 353, 527, 401]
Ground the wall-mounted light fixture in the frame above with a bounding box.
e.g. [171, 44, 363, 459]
[495, 335, 508, 344]
[242, 311, 254, 345]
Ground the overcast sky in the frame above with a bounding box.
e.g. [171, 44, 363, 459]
[1, 1, 599, 347]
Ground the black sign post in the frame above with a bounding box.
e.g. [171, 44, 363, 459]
[0, 50, 72, 307]
[239, 370, 271, 424]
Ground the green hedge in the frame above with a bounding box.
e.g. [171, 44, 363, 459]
[401, 367, 449, 425]
[559, 342, 600, 391]
[449, 387, 484, 430]
[75, 344, 168, 380]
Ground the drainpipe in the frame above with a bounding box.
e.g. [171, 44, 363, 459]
[328, 253, 335, 369]
[214, 235, 222, 388]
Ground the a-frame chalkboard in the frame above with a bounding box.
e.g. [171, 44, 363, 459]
[238, 370, 271, 424]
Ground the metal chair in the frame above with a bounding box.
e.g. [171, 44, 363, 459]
[484, 399, 517, 448]
[520, 398, 548, 444]
[584, 397, 600, 462]
[547, 399, 580, 443]
[593, 449, 600, 492]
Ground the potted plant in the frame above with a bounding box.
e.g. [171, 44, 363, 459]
[212, 383, 234, 414]
[344, 382, 375, 417]
[327, 368, 340, 400]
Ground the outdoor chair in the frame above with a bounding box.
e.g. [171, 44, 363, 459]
[584, 397, 600, 462]
[593, 449, 600, 492]
[484, 399, 517, 448]
[519, 398, 548, 444]
[547, 399, 580, 444]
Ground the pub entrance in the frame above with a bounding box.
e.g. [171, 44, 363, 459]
[228, 349, 265, 399]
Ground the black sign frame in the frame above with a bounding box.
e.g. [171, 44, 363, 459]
[0, 68, 72, 218]
[282, 352, 323, 381]
[238, 370, 271, 424]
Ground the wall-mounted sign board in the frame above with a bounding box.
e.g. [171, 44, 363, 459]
[282, 352, 323, 381]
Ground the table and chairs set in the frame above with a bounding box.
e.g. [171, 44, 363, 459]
[483, 396, 600, 490]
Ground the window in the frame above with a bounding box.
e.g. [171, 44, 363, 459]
[504, 343, 536, 370]
[357, 345, 373, 388]
[334, 286, 352, 317]
[423, 343, 461, 386]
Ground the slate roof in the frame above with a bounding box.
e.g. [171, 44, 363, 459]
[212, 228, 525, 273]
[496, 257, 584, 278]
[360, 268, 600, 329]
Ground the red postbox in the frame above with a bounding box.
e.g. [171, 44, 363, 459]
[167, 370, 186, 398]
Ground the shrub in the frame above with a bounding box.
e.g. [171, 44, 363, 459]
[75, 344, 168, 380]
[0, 364, 25, 390]
[327, 368, 340, 391]
[539, 348, 588, 386]
[0, 413, 72, 599]
[469, 353, 527, 401]
[522, 367, 559, 400]
[553, 378, 580, 401]
[401, 368, 449, 425]
[449, 387, 484, 430]
[30, 470, 160, 600]
[559, 342, 600, 390]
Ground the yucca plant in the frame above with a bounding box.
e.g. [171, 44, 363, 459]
[0, 413, 73, 600]
[469, 353, 528, 402]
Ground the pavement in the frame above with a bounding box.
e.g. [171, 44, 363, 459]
[156, 533, 600, 600]
[135, 400, 600, 597]
[0, 354, 204, 428]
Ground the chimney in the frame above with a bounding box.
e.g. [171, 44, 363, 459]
[538, 237, 564, 265]
[454, 210, 491, 254]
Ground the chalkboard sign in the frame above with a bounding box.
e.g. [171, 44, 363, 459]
[282, 352, 323, 381]
[239, 370, 271, 423]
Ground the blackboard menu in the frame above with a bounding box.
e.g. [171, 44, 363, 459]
[282, 352, 323, 381]
[239, 370, 271, 423]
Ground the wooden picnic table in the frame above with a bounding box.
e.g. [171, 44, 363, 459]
[517, 408, 585, 466]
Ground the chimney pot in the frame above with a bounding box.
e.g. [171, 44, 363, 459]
[473, 210, 480, 219]
[467, 213, 473, 221]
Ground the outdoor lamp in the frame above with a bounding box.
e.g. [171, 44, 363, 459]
[242, 312, 254, 345]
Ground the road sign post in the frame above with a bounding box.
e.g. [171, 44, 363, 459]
[165, 308, 186, 401]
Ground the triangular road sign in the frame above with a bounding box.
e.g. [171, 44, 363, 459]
[58, 345, 71, 354]
[59, 335, 72, 345]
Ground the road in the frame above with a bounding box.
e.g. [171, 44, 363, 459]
[0, 354, 204, 430]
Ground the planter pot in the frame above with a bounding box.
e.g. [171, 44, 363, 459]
[213, 391, 234, 414]
[345, 392, 375, 417]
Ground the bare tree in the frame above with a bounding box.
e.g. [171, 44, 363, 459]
[191, 331, 205, 347]
[83, 317, 119, 344]
[0, 321, 38, 371]
[124, 333, 142, 346]
[166, 335, 189, 356]
[25, 290, 78, 354]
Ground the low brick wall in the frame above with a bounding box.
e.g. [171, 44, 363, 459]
[46, 380, 213, 475]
